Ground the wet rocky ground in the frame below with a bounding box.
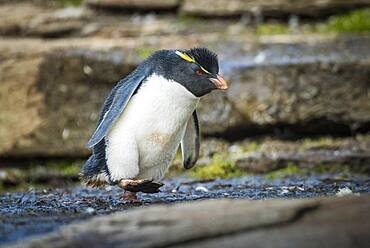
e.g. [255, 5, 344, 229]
[1, 173, 369, 246]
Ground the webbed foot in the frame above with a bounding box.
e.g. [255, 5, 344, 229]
[119, 179, 164, 193]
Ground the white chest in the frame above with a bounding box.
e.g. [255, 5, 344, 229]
[128, 73, 199, 138]
[106, 73, 199, 180]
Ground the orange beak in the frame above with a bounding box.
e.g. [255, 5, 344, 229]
[209, 74, 228, 90]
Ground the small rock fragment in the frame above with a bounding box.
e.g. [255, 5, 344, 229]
[336, 187, 360, 197]
[195, 186, 209, 192]
[83, 65, 93, 75]
[0, 171, 7, 179]
[281, 189, 289, 194]
[85, 207, 96, 214]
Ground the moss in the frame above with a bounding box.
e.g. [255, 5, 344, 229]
[264, 163, 361, 180]
[177, 15, 201, 24]
[60, 0, 83, 7]
[0, 160, 82, 193]
[311, 164, 354, 175]
[264, 163, 305, 180]
[136, 47, 157, 59]
[256, 9, 370, 35]
[49, 161, 81, 175]
[320, 8, 370, 33]
[189, 154, 245, 179]
[242, 141, 261, 153]
[298, 137, 337, 150]
[256, 23, 290, 35]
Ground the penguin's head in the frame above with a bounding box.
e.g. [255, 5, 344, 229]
[148, 48, 228, 97]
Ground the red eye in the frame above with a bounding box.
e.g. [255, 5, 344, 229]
[196, 69, 204, 76]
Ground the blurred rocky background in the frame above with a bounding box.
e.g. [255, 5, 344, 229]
[1, 0, 370, 190]
[1, 1, 370, 247]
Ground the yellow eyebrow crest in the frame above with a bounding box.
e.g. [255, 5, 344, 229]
[199, 65, 210, 74]
[175, 50, 211, 74]
[175, 51, 195, 63]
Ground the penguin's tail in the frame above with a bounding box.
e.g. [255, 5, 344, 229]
[80, 155, 108, 188]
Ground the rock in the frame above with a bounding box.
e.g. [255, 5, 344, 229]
[197, 90, 244, 134]
[0, 39, 139, 157]
[236, 149, 370, 174]
[0, 3, 230, 39]
[86, 0, 180, 11]
[0, 3, 89, 37]
[211, 34, 370, 137]
[181, 0, 370, 17]
[25, 7, 88, 38]
[175, 197, 370, 248]
[10, 196, 370, 248]
[234, 135, 370, 173]
[0, 52, 45, 157]
[0, 0, 63, 8]
[0, 3, 50, 35]
[336, 187, 360, 197]
[227, 63, 370, 126]
[1, 34, 370, 157]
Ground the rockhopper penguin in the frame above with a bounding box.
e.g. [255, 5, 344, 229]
[81, 48, 228, 202]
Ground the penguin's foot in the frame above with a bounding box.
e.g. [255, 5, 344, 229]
[119, 179, 164, 193]
[122, 191, 141, 203]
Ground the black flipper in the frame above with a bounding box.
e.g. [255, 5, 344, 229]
[82, 62, 153, 185]
[86, 65, 153, 148]
[181, 110, 200, 169]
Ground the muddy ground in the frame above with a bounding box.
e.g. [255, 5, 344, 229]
[1, 173, 369, 246]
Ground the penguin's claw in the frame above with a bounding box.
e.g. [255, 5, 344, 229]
[119, 179, 164, 193]
[122, 191, 141, 203]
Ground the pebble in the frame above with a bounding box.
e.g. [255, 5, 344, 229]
[195, 186, 209, 192]
[281, 189, 289, 194]
[84, 207, 96, 214]
[336, 187, 360, 197]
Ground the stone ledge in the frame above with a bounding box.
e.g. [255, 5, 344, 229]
[10, 196, 370, 248]
[181, 0, 370, 17]
[86, 0, 180, 10]
[0, 34, 369, 156]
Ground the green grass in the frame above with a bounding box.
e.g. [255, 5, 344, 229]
[189, 154, 245, 179]
[256, 8, 370, 35]
[321, 8, 370, 33]
[256, 23, 290, 35]
[241, 141, 261, 153]
[0, 161, 82, 193]
[50, 161, 81, 175]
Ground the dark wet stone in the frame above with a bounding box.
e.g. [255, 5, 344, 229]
[236, 149, 370, 173]
[8, 195, 370, 248]
[1, 174, 369, 245]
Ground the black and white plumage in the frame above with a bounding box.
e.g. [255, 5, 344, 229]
[81, 48, 228, 198]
